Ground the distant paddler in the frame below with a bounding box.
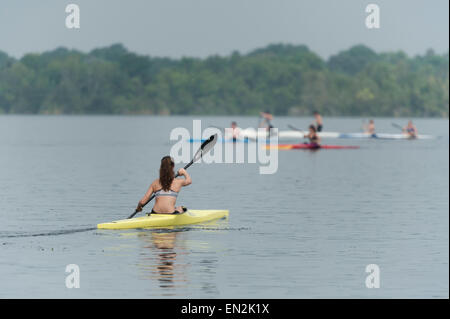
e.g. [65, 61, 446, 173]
[364, 119, 376, 137]
[258, 111, 275, 137]
[403, 120, 418, 139]
[226, 121, 241, 142]
[313, 111, 323, 132]
[259, 111, 274, 129]
[303, 125, 321, 149]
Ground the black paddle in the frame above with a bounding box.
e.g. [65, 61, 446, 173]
[391, 123, 404, 131]
[127, 133, 218, 219]
[288, 124, 312, 143]
[287, 124, 306, 133]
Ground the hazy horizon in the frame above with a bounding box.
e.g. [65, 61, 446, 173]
[0, 0, 448, 59]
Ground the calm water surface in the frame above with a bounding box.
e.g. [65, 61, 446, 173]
[0, 116, 448, 298]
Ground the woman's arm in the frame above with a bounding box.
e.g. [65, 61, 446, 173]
[136, 182, 155, 212]
[177, 168, 192, 186]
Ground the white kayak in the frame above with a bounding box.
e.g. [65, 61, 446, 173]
[239, 128, 337, 140]
[337, 132, 435, 140]
[239, 128, 435, 140]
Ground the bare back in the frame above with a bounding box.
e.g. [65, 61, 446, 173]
[152, 178, 184, 213]
[136, 168, 192, 214]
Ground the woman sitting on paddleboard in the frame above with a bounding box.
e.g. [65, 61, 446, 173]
[304, 125, 321, 148]
[135, 156, 191, 214]
[403, 120, 418, 138]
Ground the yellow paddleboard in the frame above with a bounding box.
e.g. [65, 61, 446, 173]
[98, 209, 229, 230]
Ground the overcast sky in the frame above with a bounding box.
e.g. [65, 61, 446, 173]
[0, 0, 448, 59]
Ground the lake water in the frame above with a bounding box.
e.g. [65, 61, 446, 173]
[0, 115, 448, 298]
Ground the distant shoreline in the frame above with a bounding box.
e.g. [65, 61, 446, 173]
[1, 43, 448, 117]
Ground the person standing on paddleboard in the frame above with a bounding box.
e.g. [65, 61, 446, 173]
[229, 121, 240, 142]
[135, 156, 191, 214]
[313, 111, 323, 132]
[364, 119, 376, 137]
[303, 125, 321, 149]
[259, 111, 275, 137]
[403, 120, 418, 138]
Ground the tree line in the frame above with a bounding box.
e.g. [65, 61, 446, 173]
[0, 43, 448, 117]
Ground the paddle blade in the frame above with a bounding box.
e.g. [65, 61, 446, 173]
[193, 134, 217, 162]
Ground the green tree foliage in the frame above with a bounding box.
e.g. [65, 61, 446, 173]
[327, 44, 379, 75]
[0, 44, 448, 116]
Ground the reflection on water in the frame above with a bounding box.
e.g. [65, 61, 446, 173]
[150, 232, 179, 289]
[135, 219, 229, 296]
[137, 230, 188, 295]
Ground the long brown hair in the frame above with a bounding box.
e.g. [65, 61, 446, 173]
[159, 156, 175, 191]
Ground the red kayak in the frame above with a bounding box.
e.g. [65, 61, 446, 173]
[265, 143, 360, 150]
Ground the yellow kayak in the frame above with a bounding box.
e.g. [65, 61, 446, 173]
[97, 209, 229, 230]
